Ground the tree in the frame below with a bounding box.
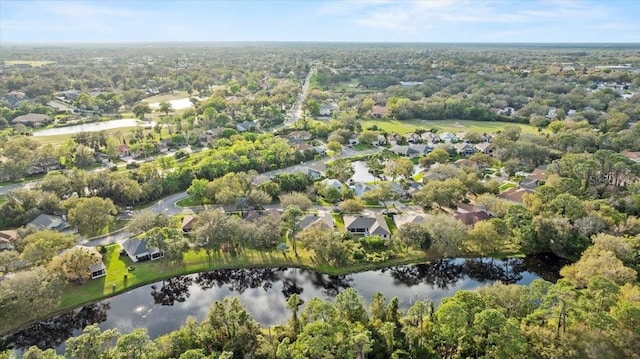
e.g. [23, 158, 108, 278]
[468, 220, 502, 255]
[384, 157, 414, 182]
[158, 101, 173, 116]
[21, 230, 76, 265]
[414, 178, 466, 208]
[67, 197, 117, 236]
[113, 328, 157, 359]
[282, 205, 304, 255]
[396, 222, 432, 251]
[318, 185, 342, 204]
[420, 148, 450, 166]
[279, 192, 312, 211]
[326, 158, 354, 183]
[425, 213, 469, 257]
[65, 324, 119, 359]
[128, 210, 169, 235]
[339, 198, 364, 214]
[50, 246, 100, 284]
[132, 102, 151, 120]
[0, 267, 64, 333]
[187, 178, 209, 206]
[287, 293, 303, 336]
[560, 246, 637, 288]
[326, 140, 343, 156]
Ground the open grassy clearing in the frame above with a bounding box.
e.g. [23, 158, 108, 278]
[4, 60, 56, 67]
[141, 91, 192, 103]
[33, 126, 139, 145]
[360, 119, 542, 135]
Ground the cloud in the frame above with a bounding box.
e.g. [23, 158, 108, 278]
[341, 0, 616, 29]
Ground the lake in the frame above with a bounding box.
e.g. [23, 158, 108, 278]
[3, 254, 568, 352]
[33, 119, 155, 137]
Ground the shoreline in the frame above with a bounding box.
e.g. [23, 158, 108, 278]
[1, 246, 525, 336]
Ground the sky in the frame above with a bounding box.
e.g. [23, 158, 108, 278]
[1, 0, 639, 43]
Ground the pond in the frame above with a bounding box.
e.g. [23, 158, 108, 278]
[33, 119, 155, 137]
[3, 254, 568, 352]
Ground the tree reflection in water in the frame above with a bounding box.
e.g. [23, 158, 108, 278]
[194, 268, 281, 294]
[151, 276, 194, 306]
[388, 259, 466, 289]
[0, 303, 110, 351]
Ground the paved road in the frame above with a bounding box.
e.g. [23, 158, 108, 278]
[274, 66, 315, 132]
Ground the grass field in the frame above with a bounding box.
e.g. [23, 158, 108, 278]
[360, 119, 542, 135]
[33, 126, 139, 145]
[4, 60, 56, 67]
[141, 91, 192, 103]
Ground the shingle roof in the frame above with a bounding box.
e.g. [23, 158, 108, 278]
[11, 113, 51, 124]
[29, 214, 69, 230]
[122, 238, 150, 257]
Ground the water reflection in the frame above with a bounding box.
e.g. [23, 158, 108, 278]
[1, 303, 110, 351]
[3, 255, 568, 352]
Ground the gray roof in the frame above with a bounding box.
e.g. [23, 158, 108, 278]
[393, 214, 425, 228]
[344, 214, 390, 236]
[122, 238, 151, 257]
[29, 214, 69, 231]
[299, 213, 334, 231]
[391, 145, 418, 156]
[12, 113, 51, 124]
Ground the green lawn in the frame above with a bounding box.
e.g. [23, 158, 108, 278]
[352, 143, 375, 151]
[0, 195, 5, 205]
[499, 182, 517, 191]
[176, 197, 209, 207]
[141, 91, 192, 103]
[361, 119, 542, 135]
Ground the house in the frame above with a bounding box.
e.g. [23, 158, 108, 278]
[319, 102, 339, 116]
[453, 159, 478, 170]
[421, 132, 438, 143]
[121, 238, 163, 262]
[28, 214, 70, 231]
[236, 121, 258, 132]
[0, 230, 18, 250]
[299, 167, 323, 180]
[350, 182, 373, 197]
[621, 151, 640, 163]
[498, 187, 535, 204]
[295, 143, 313, 152]
[375, 134, 388, 146]
[344, 214, 391, 239]
[321, 178, 343, 191]
[2, 95, 21, 109]
[474, 142, 492, 155]
[57, 245, 106, 280]
[406, 133, 422, 144]
[371, 105, 387, 118]
[245, 208, 282, 223]
[454, 143, 476, 157]
[519, 165, 547, 190]
[407, 182, 423, 196]
[299, 213, 335, 232]
[391, 145, 419, 157]
[181, 215, 198, 233]
[411, 144, 433, 156]
[288, 130, 312, 140]
[11, 113, 51, 127]
[393, 214, 424, 229]
[304, 162, 327, 177]
[117, 144, 130, 157]
[439, 132, 458, 143]
[452, 203, 491, 227]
